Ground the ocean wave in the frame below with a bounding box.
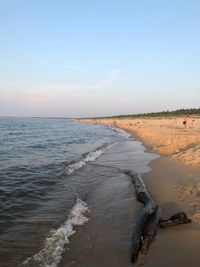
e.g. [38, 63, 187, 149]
[64, 143, 116, 175]
[22, 198, 90, 267]
[109, 126, 131, 138]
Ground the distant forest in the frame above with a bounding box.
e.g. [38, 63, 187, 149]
[102, 108, 200, 119]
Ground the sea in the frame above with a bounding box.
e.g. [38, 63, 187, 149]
[0, 117, 158, 267]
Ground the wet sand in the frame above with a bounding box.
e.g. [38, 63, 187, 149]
[60, 171, 136, 267]
[76, 117, 200, 266]
[81, 117, 200, 167]
[141, 157, 200, 267]
[59, 138, 157, 267]
[62, 156, 200, 267]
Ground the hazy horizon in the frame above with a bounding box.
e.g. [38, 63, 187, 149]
[0, 106, 199, 119]
[1, 0, 200, 117]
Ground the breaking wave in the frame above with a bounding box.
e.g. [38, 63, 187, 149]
[64, 143, 117, 175]
[22, 199, 90, 267]
[108, 125, 131, 138]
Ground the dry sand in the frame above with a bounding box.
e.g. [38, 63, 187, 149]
[79, 116, 200, 266]
[81, 116, 200, 167]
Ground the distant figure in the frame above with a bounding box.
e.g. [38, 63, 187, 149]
[183, 115, 189, 129]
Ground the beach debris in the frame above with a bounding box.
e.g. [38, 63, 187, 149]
[125, 171, 191, 265]
[125, 170, 157, 264]
[159, 211, 191, 228]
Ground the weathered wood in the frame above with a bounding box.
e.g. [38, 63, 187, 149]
[141, 207, 162, 254]
[125, 171, 158, 264]
[125, 170, 192, 265]
[159, 211, 191, 228]
[140, 210, 191, 257]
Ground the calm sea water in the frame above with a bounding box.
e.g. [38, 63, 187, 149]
[0, 117, 157, 267]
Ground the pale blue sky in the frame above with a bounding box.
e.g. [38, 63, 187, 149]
[0, 0, 199, 117]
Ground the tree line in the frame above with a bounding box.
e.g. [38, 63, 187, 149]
[119, 108, 200, 118]
[91, 108, 200, 119]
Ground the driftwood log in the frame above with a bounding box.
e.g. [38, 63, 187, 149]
[125, 171, 191, 264]
[125, 171, 158, 263]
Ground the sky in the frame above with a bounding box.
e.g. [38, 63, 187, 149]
[0, 0, 200, 117]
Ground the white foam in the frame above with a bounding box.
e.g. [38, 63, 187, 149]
[64, 144, 116, 175]
[112, 126, 131, 138]
[23, 199, 90, 267]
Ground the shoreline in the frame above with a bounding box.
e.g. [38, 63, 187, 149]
[79, 116, 200, 167]
[79, 117, 200, 266]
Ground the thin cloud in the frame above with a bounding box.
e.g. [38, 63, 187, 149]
[94, 70, 122, 89]
[0, 70, 123, 94]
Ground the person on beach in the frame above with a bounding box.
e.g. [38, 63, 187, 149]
[183, 115, 189, 129]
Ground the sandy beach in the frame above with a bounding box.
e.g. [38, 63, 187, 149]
[81, 117, 200, 167]
[1, 1, 199, 266]
[79, 116, 200, 266]
[141, 157, 200, 266]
